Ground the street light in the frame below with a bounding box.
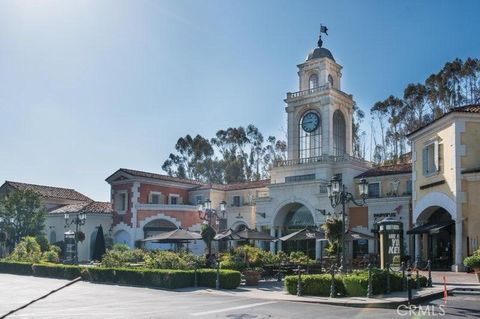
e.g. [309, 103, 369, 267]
[64, 212, 87, 264]
[326, 176, 368, 273]
[197, 200, 226, 229]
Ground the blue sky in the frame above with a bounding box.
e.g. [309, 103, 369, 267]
[1, 0, 479, 201]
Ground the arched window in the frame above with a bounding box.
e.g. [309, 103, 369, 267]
[333, 110, 346, 156]
[309, 74, 319, 89]
[328, 74, 334, 87]
[299, 112, 322, 159]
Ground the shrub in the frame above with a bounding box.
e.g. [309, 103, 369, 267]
[196, 269, 241, 289]
[144, 251, 189, 270]
[101, 247, 145, 268]
[143, 269, 193, 289]
[464, 250, 480, 269]
[6, 236, 42, 263]
[285, 274, 346, 297]
[42, 246, 61, 263]
[0, 261, 33, 275]
[35, 235, 50, 252]
[115, 268, 145, 286]
[87, 267, 117, 283]
[32, 263, 82, 280]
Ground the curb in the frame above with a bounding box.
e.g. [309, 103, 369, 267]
[0, 277, 82, 319]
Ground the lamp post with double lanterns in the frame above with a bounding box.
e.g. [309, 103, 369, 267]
[326, 176, 369, 273]
[197, 199, 227, 229]
[64, 212, 87, 264]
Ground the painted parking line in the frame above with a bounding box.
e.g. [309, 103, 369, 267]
[189, 301, 278, 316]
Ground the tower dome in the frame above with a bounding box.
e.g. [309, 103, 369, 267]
[306, 47, 335, 62]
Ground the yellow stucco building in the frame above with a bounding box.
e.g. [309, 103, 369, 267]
[408, 104, 480, 271]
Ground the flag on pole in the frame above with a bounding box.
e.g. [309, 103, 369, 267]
[320, 25, 328, 35]
[443, 276, 448, 304]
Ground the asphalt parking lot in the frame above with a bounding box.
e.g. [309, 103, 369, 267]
[1, 274, 479, 318]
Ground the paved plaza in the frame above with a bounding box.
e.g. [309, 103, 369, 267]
[1, 274, 480, 318]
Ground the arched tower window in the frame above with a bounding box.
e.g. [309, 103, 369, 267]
[333, 110, 346, 156]
[299, 111, 322, 159]
[309, 74, 319, 89]
[328, 74, 334, 87]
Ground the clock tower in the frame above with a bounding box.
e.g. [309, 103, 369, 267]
[285, 35, 354, 161]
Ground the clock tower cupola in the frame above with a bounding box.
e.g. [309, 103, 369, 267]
[285, 30, 354, 161]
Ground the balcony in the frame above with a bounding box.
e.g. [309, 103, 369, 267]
[135, 203, 199, 211]
[286, 85, 329, 100]
[273, 155, 370, 168]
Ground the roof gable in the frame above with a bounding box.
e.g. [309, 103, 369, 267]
[2, 181, 92, 202]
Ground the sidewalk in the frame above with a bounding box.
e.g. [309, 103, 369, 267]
[179, 271, 480, 309]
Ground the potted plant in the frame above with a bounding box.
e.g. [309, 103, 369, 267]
[243, 267, 262, 286]
[464, 249, 480, 282]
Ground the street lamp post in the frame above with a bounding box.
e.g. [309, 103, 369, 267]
[197, 199, 227, 229]
[64, 212, 87, 264]
[326, 176, 368, 273]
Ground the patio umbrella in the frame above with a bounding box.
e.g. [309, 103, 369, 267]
[235, 227, 275, 241]
[277, 227, 325, 241]
[143, 228, 202, 242]
[344, 229, 375, 241]
[214, 228, 242, 241]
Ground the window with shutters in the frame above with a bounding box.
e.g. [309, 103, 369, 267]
[368, 182, 381, 198]
[232, 195, 241, 207]
[115, 191, 128, 213]
[169, 194, 180, 205]
[148, 192, 161, 204]
[422, 141, 440, 176]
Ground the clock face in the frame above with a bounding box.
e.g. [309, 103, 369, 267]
[301, 112, 320, 133]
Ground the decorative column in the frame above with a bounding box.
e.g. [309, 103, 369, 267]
[270, 228, 276, 253]
[277, 228, 283, 252]
[454, 220, 463, 272]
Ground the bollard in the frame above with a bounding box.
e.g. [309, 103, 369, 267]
[297, 265, 303, 297]
[427, 260, 432, 287]
[401, 262, 406, 291]
[367, 263, 372, 298]
[216, 258, 220, 290]
[329, 265, 336, 298]
[194, 260, 198, 288]
[406, 267, 412, 305]
[386, 263, 391, 294]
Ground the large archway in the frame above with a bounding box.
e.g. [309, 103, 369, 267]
[274, 203, 317, 258]
[410, 206, 454, 270]
[143, 219, 178, 251]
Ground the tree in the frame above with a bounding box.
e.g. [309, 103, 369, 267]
[92, 225, 106, 261]
[201, 224, 216, 259]
[321, 218, 343, 262]
[0, 189, 45, 251]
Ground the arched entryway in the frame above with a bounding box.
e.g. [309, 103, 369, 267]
[273, 203, 317, 258]
[409, 206, 454, 270]
[143, 219, 178, 251]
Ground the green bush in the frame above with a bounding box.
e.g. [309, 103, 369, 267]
[144, 251, 189, 270]
[6, 236, 42, 263]
[32, 263, 82, 280]
[101, 247, 145, 268]
[285, 274, 346, 297]
[196, 269, 241, 289]
[87, 267, 117, 283]
[464, 250, 480, 269]
[143, 269, 193, 289]
[0, 261, 33, 275]
[115, 268, 145, 286]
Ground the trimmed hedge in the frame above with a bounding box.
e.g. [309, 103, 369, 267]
[285, 274, 346, 297]
[0, 261, 242, 290]
[0, 261, 33, 276]
[32, 264, 82, 280]
[285, 269, 428, 297]
[197, 269, 242, 289]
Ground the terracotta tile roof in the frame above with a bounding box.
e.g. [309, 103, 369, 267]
[355, 163, 412, 178]
[49, 201, 113, 215]
[407, 103, 480, 137]
[109, 168, 203, 186]
[197, 179, 271, 191]
[4, 181, 92, 202]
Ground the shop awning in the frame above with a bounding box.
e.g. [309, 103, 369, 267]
[407, 221, 454, 235]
